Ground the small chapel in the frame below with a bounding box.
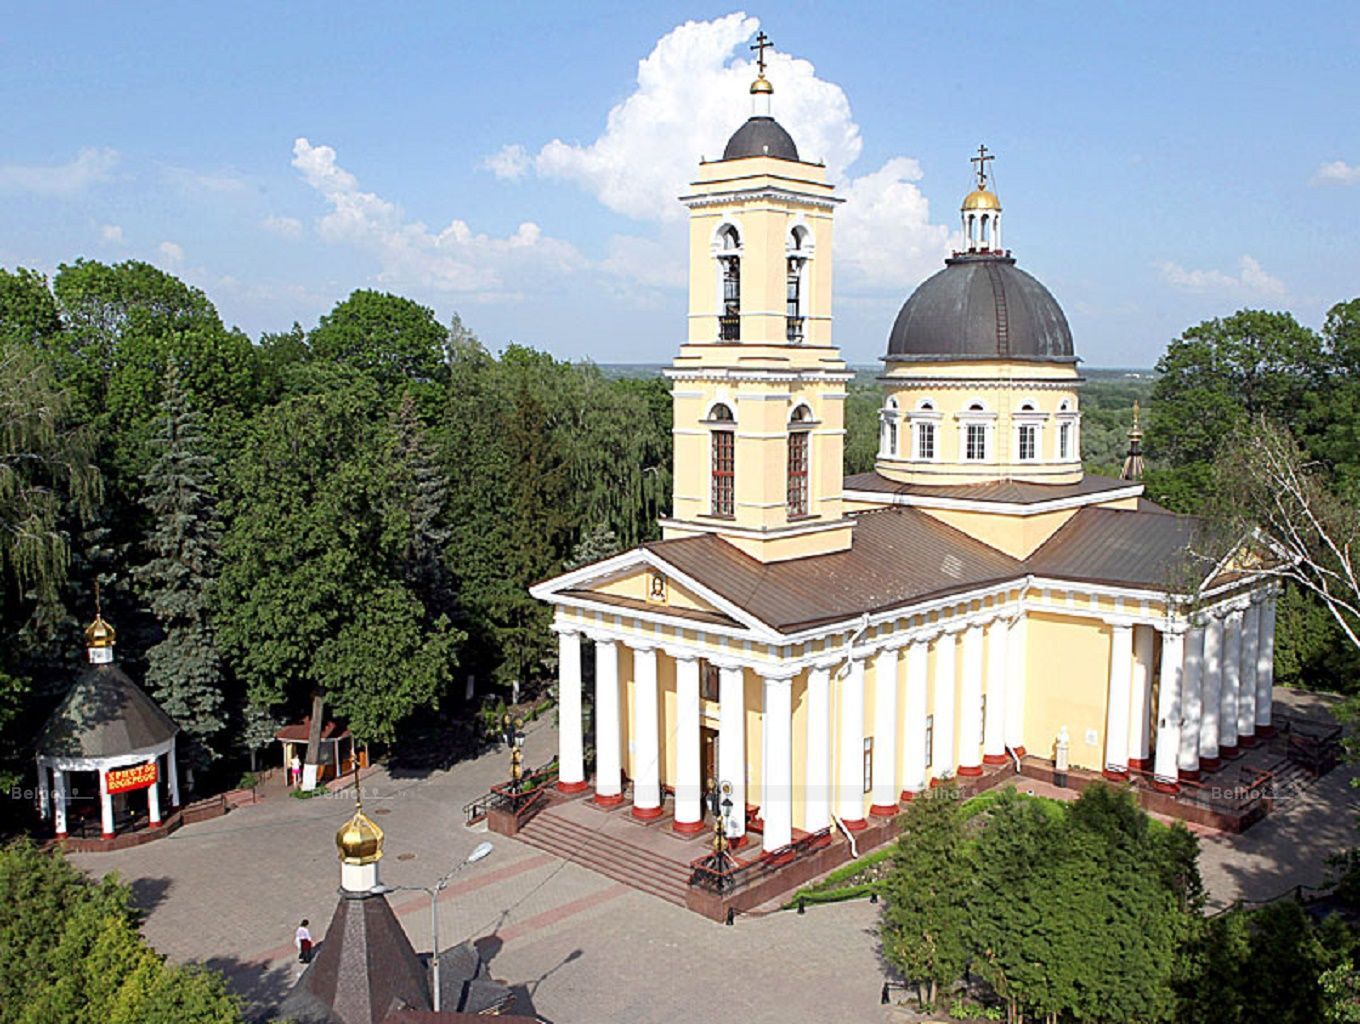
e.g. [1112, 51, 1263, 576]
[531, 39, 1277, 856]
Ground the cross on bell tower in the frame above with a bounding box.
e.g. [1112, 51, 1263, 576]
[962, 145, 1003, 254]
[970, 144, 994, 190]
[751, 31, 772, 76]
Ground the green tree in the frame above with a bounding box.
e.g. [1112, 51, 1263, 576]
[134, 364, 227, 768]
[308, 289, 449, 392]
[0, 268, 61, 348]
[880, 785, 972, 1008]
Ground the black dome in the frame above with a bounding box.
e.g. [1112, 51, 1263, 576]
[723, 116, 799, 161]
[886, 255, 1075, 363]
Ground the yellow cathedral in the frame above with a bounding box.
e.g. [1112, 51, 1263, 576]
[531, 52, 1277, 856]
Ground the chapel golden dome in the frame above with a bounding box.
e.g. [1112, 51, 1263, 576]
[85, 614, 117, 649]
[336, 805, 384, 865]
[962, 188, 1001, 211]
[750, 75, 773, 95]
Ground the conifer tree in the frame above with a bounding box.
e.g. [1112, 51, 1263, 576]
[135, 364, 226, 767]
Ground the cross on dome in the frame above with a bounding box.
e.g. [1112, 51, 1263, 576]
[970, 144, 994, 190]
[751, 30, 772, 77]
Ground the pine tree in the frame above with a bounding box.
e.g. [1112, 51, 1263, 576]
[135, 364, 226, 768]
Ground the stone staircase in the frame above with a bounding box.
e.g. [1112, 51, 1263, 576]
[515, 807, 693, 907]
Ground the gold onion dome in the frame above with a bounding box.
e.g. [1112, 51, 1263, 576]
[85, 614, 116, 649]
[336, 804, 384, 865]
[750, 75, 773, 95]
[962, 188, 1001, 211]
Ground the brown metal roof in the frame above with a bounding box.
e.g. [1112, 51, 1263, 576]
[843, 471, 1136, 505]
[559, 588, 739, 628]
[644, 507, 1024, 633]
[1025, 506, 1206, 591]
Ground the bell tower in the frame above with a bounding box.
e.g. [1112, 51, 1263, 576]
[661, 33, 853, 563]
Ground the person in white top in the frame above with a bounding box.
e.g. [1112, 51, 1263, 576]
[290, 753, 302, 789]
[295, 919, 313, 963]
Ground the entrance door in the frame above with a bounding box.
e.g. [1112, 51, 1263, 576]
[700, 726, 719, 816]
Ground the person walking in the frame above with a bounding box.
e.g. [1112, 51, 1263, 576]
[295, 919, 313, 963]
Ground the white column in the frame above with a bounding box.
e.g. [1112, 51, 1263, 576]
[762, 674, 794, 852]
[673, 655, 703, 832]
[593, 639, 623, 805]
[1237, 601, 1260, 742]
[1220, 610, 1243, 753]
[958, 622, 985, 775]
[983, 619, 1008, 765]
[1104, 622, 1134, 778]
[1004, 616, 1028, 754]
[148, 757, 162, 825]
[630, 646, 661, 819]
[167, 742, 180, 807]
[900, 639, 929, 797]
[932, 632, 957, 778]
[1129, 625, 1156, 768]
[1199, 618, 1223, 764]
[53, 769, 68, 837]
[870, 649, 900, 816]
[99, 769, 115, 838]
[718, 665, 746, 839]
[804, 665, 832, 831]
[1256, 595, 1277, 732]
[36, 761, 49, 820]
[1153, 629, 1185, 788]
[556, 629, 586, 792]
[837, 657, 867, 827]
[1179, 625, 1204, 774]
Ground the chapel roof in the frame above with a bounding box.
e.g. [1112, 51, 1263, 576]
[37, 663, 178, 760]
[722, 115, 800, 161]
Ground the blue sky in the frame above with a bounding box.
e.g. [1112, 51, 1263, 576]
[2, 3, 1356, 368]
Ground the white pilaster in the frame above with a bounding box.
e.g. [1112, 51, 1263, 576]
[1104, 622, 1134, 777]
[673, 656, 703, 832]
[762, 674, 794, 852]
[1179, 625, 1204, 773]
[901, 639, 929, 796]
[1129, 625, 1156, 767]
[802, 665, 832, 831]
[1004, 616, 1028, 754]
[870, 649, 899, 816]
[1256, 596, 1277, 731]
[53, 769, 68, 836]
[1237, 601, 1260, 742]
[593, 639, 623, 804]
[983, 619, 1008, 765]
[958, 622, 985, 775]
[718, 665, 747, 838]
[837, 657, 867, 827]
[630, 646, 661, 819]
[1199, 618, 1223, 763]
[1153, 629, 1185, 788]
[932, 632, 957, 778]
[556, 629, 586, 792]
[1220, 610, 1243, 752]
[148, 758, 162, 825]
[99, 769, 114, 838]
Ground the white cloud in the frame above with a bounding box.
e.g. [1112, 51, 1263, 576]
[500, 12, 949, 291]
[262, 214, 303, 239]
[158, 240, 185, 264]
[483, 144, 531, 180]
[163, 165, 251, 194]
[1313, 160, 1360, 185]
[1158, 255, 1286, 300]
[0, 147, 119, 196]
[100, 224, 124, 243]
[291, 137, 583, 295]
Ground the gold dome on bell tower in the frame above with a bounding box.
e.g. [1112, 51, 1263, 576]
[336, 802, 384, 865]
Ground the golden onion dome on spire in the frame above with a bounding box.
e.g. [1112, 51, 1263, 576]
[750, 75, 773, 96]
[85, 613, 117, 649]
[336, 804, 384, 865]
[962, 188, 1001, 211]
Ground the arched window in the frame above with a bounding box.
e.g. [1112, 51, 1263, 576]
[708, 403, 735, 517]
[906, 398, 940, 462]
[1058, 421, 1072, 460]
[787, 405, 812, 517]
[717, 225, 741, 342]
[959, 401, 992, 462]
[880, 398, 899, 458]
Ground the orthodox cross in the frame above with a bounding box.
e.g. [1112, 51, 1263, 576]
[751, 31, 772, 76]
[971, 144, 994, 189]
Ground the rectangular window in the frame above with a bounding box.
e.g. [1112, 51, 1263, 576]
[1018, 424, 1036, 461]
[711, 430, 734, 517]
[925, 714, 934, 768]
[786, 431, 809, 517]
[1059, 422, 1071, 460]
[720, 256, 740, 341]
[917, 422, 935, 460]
[785, 259, 804, 342]
[965, 423, 987, 461]
[700, 662, 721, 702]
[863, 737, 873, 794]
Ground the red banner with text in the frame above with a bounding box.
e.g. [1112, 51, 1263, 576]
[107, 762, 158, 794]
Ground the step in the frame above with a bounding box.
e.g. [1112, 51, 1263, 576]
[522, 812, 692, 872]
[518, 824, 691, 892]
[516, 834, 688, 904]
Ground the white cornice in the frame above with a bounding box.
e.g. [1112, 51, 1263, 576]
[680, 187, 843, 211]
[841, 483, 1143, 516]
[664, 368, 854, 384]
[879, 377, 1083, 391]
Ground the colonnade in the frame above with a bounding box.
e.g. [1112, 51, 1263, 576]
[35, 745, 180, 839]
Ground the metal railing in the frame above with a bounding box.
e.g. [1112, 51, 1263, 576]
[785, 315, 805, 343]
[688, 826, 833, 895]
[463, 757, 558, 826]
[718, 314, 740, 342]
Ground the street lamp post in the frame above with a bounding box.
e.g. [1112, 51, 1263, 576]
[375, 840, 493, 1012]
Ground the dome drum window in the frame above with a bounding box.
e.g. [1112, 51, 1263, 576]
[1013, 401, 1048, 464]
[1055, 400, 1081, 463]
[906, 399, 942, 463]
[879, 398, 900, 458]
[956, 402, 997, 464]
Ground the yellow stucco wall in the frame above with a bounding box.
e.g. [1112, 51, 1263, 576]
[1023, 611, 1112, 771]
